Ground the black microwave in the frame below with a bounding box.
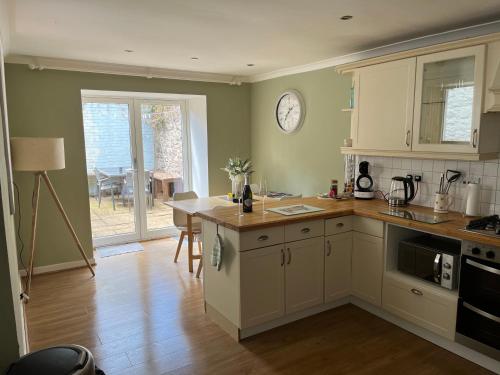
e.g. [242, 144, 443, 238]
[397, 235, 461, 289]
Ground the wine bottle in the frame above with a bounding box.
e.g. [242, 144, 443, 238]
[242, 174, 253, 213]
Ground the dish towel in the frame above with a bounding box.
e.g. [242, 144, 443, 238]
[211, 226, 223, 271]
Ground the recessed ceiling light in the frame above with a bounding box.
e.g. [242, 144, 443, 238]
[124, 49, 134, 53]
[340, 15, 353, 20]
[247, 63, 255, 67]
[191, 57, 199, 60]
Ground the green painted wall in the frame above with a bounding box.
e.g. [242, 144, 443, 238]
[250, 67, 351, 196]
[5, 64, 250, 268]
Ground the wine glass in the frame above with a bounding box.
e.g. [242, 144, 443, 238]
[259, 178, 268, 214]
[235, 180, 244, 217]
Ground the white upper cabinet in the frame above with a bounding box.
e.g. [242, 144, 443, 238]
[412, 46, 485, 153]
[353, 58, 416, 151]
[341, 41, 500, 160]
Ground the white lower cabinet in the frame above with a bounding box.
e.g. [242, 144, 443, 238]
[240, 244, 285, 329]
[352, 231, 384, 306]
[285, 237, 325, 314]
[382, 271, 457, 340]
[324, 232, 352, 302]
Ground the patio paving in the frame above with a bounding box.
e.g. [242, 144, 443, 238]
[89, 195, 174, 238]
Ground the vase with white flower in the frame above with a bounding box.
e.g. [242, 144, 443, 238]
[221, 157, 253, 202]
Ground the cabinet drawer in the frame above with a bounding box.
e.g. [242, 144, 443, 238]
[240, 226, 284, 251]
[353, 216, 384, 238]
[325, 216, 353, 235]
[382, 272, 457, 340]
[285, 219, 324, 242]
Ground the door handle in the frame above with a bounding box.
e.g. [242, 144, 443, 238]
[405, 130, 411, 147]
[433, 253, 441, 283]
[281, 248, 285, 266]
[287, 248, 291, 265]
[463, 302, 500, 323]
[410, 288, 423, 296]
[326, 240, 332, 256]
[301, 227, 311, 234]
[472, 129, 478, 148]
[466, 258, 500, 275]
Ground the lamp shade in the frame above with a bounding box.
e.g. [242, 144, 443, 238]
[10, 137, 65, 171]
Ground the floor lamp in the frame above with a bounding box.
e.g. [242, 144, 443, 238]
[11, 137, 95, 297]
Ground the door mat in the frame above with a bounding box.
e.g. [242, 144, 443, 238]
[96, 242, 144, 258]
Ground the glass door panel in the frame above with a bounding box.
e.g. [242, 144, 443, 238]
[418, 56, 475, 145]
[138, 101, 187, 233]
[412, 45, 485, 153]
[82, 99, 140, 245]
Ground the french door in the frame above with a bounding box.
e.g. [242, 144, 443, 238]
[82, 96, 191, 247]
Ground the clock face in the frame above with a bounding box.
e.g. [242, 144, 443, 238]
[276, 90, 304, 134]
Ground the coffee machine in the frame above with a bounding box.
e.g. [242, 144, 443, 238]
[354, 161, 374, 199]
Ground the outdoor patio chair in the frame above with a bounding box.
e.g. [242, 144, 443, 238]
[122, 169, 154, 210]
[173, 191, 203, 278]
[94, 168, 122, 210]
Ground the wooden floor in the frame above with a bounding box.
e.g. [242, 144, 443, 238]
[25, 238, 492, 375]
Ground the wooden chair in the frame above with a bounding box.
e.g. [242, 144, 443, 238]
[172, 191, 203, 278]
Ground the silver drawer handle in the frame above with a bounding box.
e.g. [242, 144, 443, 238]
[336, 222, 344, 228]
[280, 248, 285, 266]
[466, 258, 500, 275]
[257, 235, 269, 241]
[326, 240, 332, 256]
[410, 288, 423, 296]
[301, 227, 311, 234]
[287, 248, 292, 264]
[463, 302, 500, 323]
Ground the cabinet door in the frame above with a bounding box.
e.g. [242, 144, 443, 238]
[353, 58, 416, 151]
[352, 232, 383, 306]
[412, 45, 485, 153]
[285, 237, 324, 314]
[325, 233, 352, 302]
[240, 245, 285, 328]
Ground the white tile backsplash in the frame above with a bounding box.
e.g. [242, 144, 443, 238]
[353, 156, 500, 216]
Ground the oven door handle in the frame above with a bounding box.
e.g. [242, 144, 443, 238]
[466, 258, 500, 275]
[463, 302, 500, 323]
[433, 253, 442, 283]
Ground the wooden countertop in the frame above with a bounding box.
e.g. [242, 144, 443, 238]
[197, 197, 500, 248]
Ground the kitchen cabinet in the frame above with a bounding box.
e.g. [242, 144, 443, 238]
[240, 244, 285, 329]
[412, 45, 485, 153]
[285, 237, 325, 314]
[352, 58, 416, 151]
[325, 233, 352, 302]
[352, 231, 384, 306]
[383, 271, 457, 340]
[340, 41, 500, 160]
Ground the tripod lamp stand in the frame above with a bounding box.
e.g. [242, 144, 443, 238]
[11, 137, 95, 297]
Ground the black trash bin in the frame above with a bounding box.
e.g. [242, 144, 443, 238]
[7, 345, 96, 375]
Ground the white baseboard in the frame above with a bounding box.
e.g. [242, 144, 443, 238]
[350, 297, 500, 374]
[19, 258, 96, 277]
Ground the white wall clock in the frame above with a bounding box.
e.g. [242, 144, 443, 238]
[275, 89, 305, 134]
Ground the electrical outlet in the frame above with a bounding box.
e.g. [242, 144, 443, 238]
[406, 174, 413, 180]
[414, 174, 422, 182]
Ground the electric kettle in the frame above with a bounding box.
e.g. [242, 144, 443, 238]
[388, 176, 416, 207]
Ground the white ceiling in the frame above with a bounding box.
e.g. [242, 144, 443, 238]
[6, 0, 500, 78]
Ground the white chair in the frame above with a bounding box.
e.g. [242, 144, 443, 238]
[173, 191, 203, 278]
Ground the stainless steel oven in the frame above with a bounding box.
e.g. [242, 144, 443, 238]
[456, 241, 500, 360]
